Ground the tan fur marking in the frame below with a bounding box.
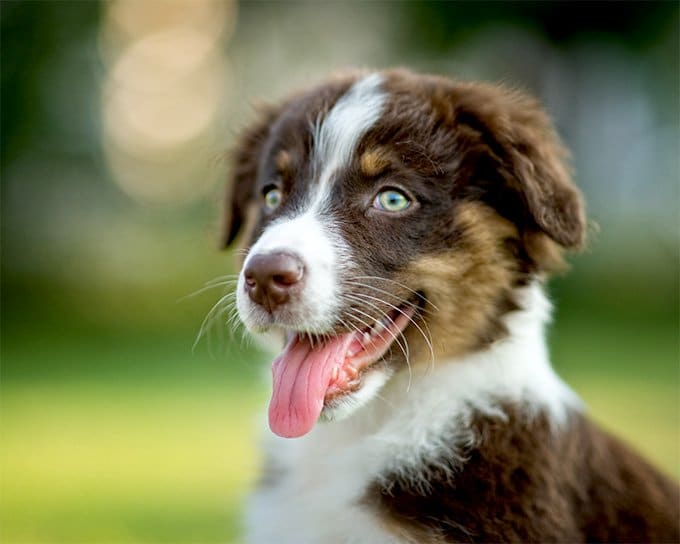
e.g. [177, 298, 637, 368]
[524, 231, 567, 275]
[275, 150, 292, 175]
[397, 202, 520, 365]
[360, 148, 391, 177]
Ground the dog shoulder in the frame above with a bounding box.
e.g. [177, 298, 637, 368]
[365, 406, 680, 543]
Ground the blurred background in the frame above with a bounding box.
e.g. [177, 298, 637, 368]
[1, 1, 678, 542]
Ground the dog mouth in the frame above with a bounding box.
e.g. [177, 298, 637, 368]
[267, 298, 419, 439]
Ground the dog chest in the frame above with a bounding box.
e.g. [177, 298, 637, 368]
[246, 428, 401, 544]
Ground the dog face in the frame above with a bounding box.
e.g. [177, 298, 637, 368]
[223, 69, 585, 438]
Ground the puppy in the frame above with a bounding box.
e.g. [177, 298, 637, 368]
[222, 69, 679, 543]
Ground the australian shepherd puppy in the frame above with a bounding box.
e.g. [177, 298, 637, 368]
[221, 69, 678, 543]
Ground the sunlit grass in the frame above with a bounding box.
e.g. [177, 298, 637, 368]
[1, 383, 267, 543]
[571, 379, 679, 479]
[553, 315, 679, 478]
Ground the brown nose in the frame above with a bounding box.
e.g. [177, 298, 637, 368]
[244, 252, 305, 312]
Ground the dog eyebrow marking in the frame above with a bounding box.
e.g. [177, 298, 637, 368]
[310, 73, 386, 211]
[360, 147, 391, 178]
[275, 150, 292, 175]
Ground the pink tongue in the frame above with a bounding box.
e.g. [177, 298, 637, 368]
[268, 333, 355, 438]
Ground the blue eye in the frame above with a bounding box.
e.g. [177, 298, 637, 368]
[373, 189, 411, 212]
[263, 187, 282, 211]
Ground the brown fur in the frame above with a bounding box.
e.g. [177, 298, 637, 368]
[221, 72, 364, 250]
[221, 104, 281, 248]
[379, 69, 586, 249]
[224, 69, 583, 277]
[453, 80, 586, 249]
[223, 69, 678, 543]
[366, 405, 680, 543]
[395, 201, 521, 364]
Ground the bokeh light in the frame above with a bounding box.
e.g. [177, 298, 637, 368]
[100, 0, 235, 205]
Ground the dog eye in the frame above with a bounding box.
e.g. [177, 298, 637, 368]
[263, 187, 283, 211]
[373, 189, 411, 212]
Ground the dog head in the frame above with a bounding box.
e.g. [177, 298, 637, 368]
[222, 69, 585, 438]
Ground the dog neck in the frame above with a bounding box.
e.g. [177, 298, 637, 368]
[272, 281, 582, 485]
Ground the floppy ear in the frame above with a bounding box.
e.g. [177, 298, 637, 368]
[454, 83, 586, 250]
[501, 93, 586, 249]
[220, 105, 278, 249]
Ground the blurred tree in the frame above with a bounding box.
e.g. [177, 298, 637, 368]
[400, 1, 679, 51]
[1, 1, 102, 167]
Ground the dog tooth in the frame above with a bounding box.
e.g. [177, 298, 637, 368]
[362, 332, 371, 344]
[373, 321, 385, 335]
[331, 367, 339, 381]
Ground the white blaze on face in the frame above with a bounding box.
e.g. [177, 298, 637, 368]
[238, 74, 387, 332]
[309, 73, 387, 213]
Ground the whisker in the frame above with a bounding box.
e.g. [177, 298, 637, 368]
[344, 295, 412, 389]
[374, 391, 398, 411]
[350, 275, 439, 311]
[344, 280, 436, 316]
[207, 297, 238, 357]
[178, 279, 238, 302]
[346, 289, 437, 389]
[202, 278, 238, 289]
[225, 304, 244, 340]
[342, 309, 387, 358]
[336, 315, 362, 337]
[193, 290, 235, 352]
[237, 306, 255, 350]
[348, 290, 435, 370]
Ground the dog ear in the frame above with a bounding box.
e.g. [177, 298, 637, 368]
[220, 105, 278, 249]
[501, 95, 586, 249]
[454, 83, 586, 250]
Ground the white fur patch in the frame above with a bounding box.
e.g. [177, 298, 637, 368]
[237, 212, 350, 333]
[309, 73, 386, 212]
[245, 283, 582, 543]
